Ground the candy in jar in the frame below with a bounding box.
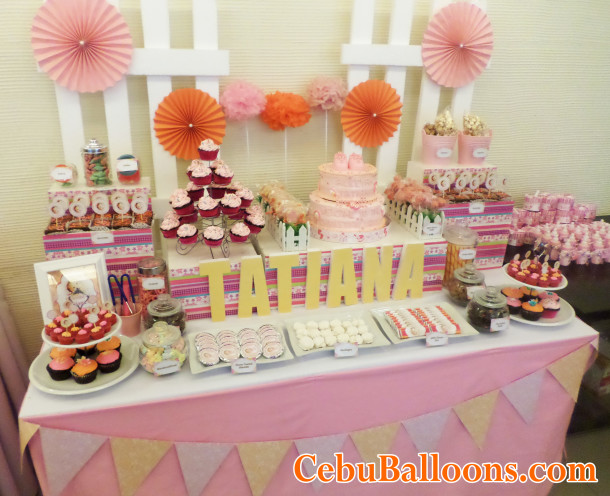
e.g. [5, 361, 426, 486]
[137, 257, 168, 319]
[115, 154, 141, 184]
[442, 224, 478, 286]
[139, 322, 187, 376]
[82, 139, 111, 186]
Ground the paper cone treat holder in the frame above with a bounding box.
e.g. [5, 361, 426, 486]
[458, 131, 492, 165]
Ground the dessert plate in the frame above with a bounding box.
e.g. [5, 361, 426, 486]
[371, 302, 479, 345]
[41, 315, 122, 349]
[188, 322, 294, 375]
[29, 336, 138, 396]
[502, 264, 568, 291]
[284, 311, 390, 358]
[510, 298, 575, 327]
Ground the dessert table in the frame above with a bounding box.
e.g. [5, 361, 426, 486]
[20, 269, 598, 496]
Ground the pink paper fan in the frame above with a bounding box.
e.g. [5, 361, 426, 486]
[422, 2, 493, 88]
[31, 0, 133, 93]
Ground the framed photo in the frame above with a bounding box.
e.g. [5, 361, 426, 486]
[34, 253, 111, 324]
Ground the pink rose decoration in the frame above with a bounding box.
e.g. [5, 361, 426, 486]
[306, 76, 348, 112]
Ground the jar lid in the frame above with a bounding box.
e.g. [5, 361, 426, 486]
[142, 321, 181, 348]
[138, 256, 166, 275]
[471, 286, 507, 309]
[453, 263, 485, 285]
[443, 224, 478, 245]
[82, 138, 107, 154]
[147, 293, 182, 317]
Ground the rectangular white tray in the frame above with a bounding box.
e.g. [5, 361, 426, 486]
[284, 310, 391, 358]
[371, 302, 479, 344]
[188, 322, 294, 375]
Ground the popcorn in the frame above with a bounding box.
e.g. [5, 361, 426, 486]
[463, 113, 489, 137]
[424, 109, 458, 136]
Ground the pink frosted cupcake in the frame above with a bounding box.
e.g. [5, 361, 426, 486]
[212, 164, 234, 185]
[177, 224, 199, 244]
[236, 187, 254, 208]
[171, 191, 194, 215]
[220, 194, 241, 215]
[245, 213, 265, 234]
[198, 139, 220, 161]
[187, 159, 206, 180]
[186, 181, 206, 201]
[230, 222, 251, 242]
[198, 196, 220, 218]
[541, 298, 561, 318]
[203, 226, 225, 246]
[160, 214, 180, 238]
[179, 212, 199, 225]
[209, 159, 225, 171]
[191, 165, 212, 186]
[208, 183, 227, 199]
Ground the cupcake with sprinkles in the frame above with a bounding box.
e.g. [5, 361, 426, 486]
[229, 222, 250, 243]
[220, 193, 241, 215]
[198, 139, 220, 161]
[177, 224, 199, 244]
[197, 196, 220, 218]
[245, 213, 265, 234]
[203, 225, 225, 247]
[160, 211, 180, 238]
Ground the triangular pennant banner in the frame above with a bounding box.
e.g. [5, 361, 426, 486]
[502, 370, 545, 424]
[110, 438, 172, 496]
[40, 427, 107, 496]
[454, 390, 499, 449]
[176, 442, 233, 496]
[294, 433, 347, 490]
[19, 420, 39, 461]
[350, 423, 400, 472]
[237, 440, 292, 496]
[548, 345, 592, 402]
[402, 408, 451, 453]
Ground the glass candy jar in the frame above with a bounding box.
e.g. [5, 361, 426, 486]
[466, 286, 510, 333]
[446, 263, 485, 306]
[144, 294, 186, 334]
[82, 139, 111, 186]
[139, 322, 187, 376]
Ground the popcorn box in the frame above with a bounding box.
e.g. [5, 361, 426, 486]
[441, 199, 514, 269]
[406, 160, 497, 186]
[43, 228, 155, 295]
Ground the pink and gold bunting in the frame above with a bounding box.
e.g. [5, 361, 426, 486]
[294, 433, 348, 490]
[548, 345, 593, 402]
[501, 370, 545, 424]
[350, 423, 400, 471]
[402, 408, 451, 453]
[237, 440, 291, 496]
[39, 427, 107, 496]
[110, 438, 172, 496]
[175, 442, 233, 496]
[19, 419, 39, 462]
[453, 390, 499, 449]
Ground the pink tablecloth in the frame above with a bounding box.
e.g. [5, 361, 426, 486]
[23, 330, 597, 496]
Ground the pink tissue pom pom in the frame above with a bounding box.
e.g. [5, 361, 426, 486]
[307, 76, 348, 112]
[220, 81, 266, 121]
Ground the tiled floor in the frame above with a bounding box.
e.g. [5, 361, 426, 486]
[549, 427, 610, 495]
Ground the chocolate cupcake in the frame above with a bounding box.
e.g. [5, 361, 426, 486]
[46, 356, 75, 381]
[71, 358, 98, 384]
[96, 350, 122, 373]
[521, 300, 544, 321]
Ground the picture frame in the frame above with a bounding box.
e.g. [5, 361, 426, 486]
[34, 253, 111, 324]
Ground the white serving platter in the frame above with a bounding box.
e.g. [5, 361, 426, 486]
[29, 335, 138, 396]
[188, 323, 294, 375]
[284, 310, 390, 358]
[370, 302, 479, 345]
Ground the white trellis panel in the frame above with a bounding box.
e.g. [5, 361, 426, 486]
[49, 0, 229, 212]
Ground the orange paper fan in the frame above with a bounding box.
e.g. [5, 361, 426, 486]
[31, 0, 133, 93]
[422, 2, 493, 88]
[341, 80, 402, 148]
[154, 88, 226, 160]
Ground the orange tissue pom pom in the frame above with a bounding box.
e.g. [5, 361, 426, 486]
[261, 91, 311, 131]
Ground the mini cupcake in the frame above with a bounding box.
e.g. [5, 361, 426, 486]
[507, 264, 520, 277]
[46, 356, 75, 381]
[77, 345, 97, 357]
[245, 213, 265, 234]
[198, 139, 220, 161]
[98, 320, 111, 334]
[515, 271, 526, 282]
[506, 297, 522, 315]
[186, 159, 206, 179]
[68, 325, 81, 336]
[50, 328, 64, 342]
[186, 181, 206, 201]
[235, 188, 254, 208]
[45, 322, 58, 336]
[171, 192, 195, 216]
[98, 311, 117, 326]
[96, 350, 122, 373]
[90, 326, 105, 342]
[521, 300, 544, 321]
[197, 196, 220, 218]
[501, 287, 523, 300]
[179, 211, 199, 225]
[230, 222, 251, 243]
[97, 336, 122, 353]
[75, 328, 91, 344]
[526, 273, 540, 286]
[538, 275, 550, 288]
[220, 194, 241, 215]
[177, 224, 199, 244]
[212, 164, 234, 185]
[246, 204, 264, 216]
[71, 358, 98, 384]
[50, 347, 77, 360]
[208, 183, 226, 200]
[549, 275, 562, 287]
[160, 213, 180, 239]
[541, 298, 561, 318]
[203, 226, 225, 247]
[191, 165, 212, 186]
